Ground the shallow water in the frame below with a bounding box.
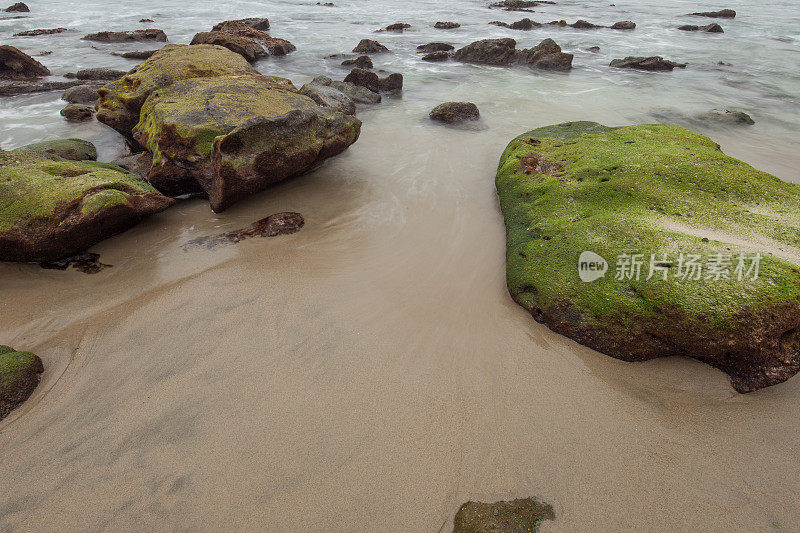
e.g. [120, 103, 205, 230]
[2, 0, 800, 531]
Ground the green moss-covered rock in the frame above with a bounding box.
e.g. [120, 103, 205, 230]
[0, 150, 174, 261]
[0, 346, 43, 421]
[497, 122, 800, 392]
[15, 138, 98, 161]
[96, 44, 259, 140]
[133, 74, 361, 212]
[453, 498, 555, 532]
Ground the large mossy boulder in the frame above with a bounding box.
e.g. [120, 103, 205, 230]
[96, 44, 259, 140]
[497, 122, 800, 392]
[0, 345, 43, 421]
[15, 138, 97, 161]
[0, 150, 174, 261]
[133, 74, 361, 211]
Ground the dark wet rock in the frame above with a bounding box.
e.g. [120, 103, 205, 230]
[317, 2, 334, 6]
[82, 29, 167, 43]
[72, 67, 127, 81]
[689, 9, 735, 18]
[207, 20, 294, 56]
[116, 49, 159, 60]
[491, 18, 539, 30]
[610, 56, 687, 71]
[453, 37, 573, 71]
[352, 39, 388, 53]
[429, 102, 479, 123]
[40, 252, 111, 273]
[0, 79, 89, 96]
[60, 103, 94, 122]
[300, 81, 356, 115]
[422, 50, 451, 62]
[62, 84, 100, 104]
[0, 45, 49, 79]
[697, 109, 755, 125]
[453, 498, 555, 533]
[610, 20, 636, 30]
[13, 27, 69, 36]
[341, 55, 372, 69]
[678, 23, 724, 32]
[383, 23, 410, 32]
[434, 21, 460, 29]
[497, 121, 800, 393]
[191, 31, 265, 62]
[139, 18, 154, 23]
[184, 212, 304, 250]
[16, 138, 97, 161]
[0, 346, 43, 421]
[417, 42, 454, 54]
[212, 17, 270, 32]
[587, 46, 600, 53]
[0, 149, 174, 262]
[344, 67, 402, 93]
[571, 19, 604, 29]
[489, 0, 555, 11]
[4, 2, 28, 12]
[310, 75, 381, 105]
[111, 152, 153, 178]
[128, 61, 361, 211]
[547, 19, 567, 26]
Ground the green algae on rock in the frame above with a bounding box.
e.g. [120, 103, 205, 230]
[0, 345, 44, 421]
[0, 150, 174, 262]
[96, 44, 259, 140]
[496, 121, 800, 392]
[15, 138, 98, 161]
[453, 498, 555, 533]
[133, 74, 361, 212]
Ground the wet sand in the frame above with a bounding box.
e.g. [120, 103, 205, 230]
[2, 101, 800, 531]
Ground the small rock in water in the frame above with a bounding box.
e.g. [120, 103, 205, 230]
[416, 42, 454, 54]
[688, 8, 736, 18]
[422, 50, 451, 62]
[434, 21, 460, 29]
[430, 102, 480, 124]
[341, 55, 372, 69]
[453, 498, 555, 533]
[382, 22, 410, 32]
[4, 2, 28, 12]
[678, 23, 724, 33]
[39, 252, 111, 274]
[71, 67, 127, 80]
[13, 27, 69, 36]
[570, 19, 604, 29]
[586, 46, 601, 53]
[116, 49, 160, 60]
[352, 39, 388, 53]
[139, 18, 154, 23]
[697, 109, 755, 125]
[344, 67, 403, 93]
[610, 20, 636, 30]
[610, 56, 687, 71]
[60, 103, 94, 122]
[82, 29, 167, 42]
[62, 84, 101, 104]
[184, 212, 305, 250]
[300, 81, 356, 115]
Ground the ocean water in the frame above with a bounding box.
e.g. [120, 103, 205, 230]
[1, 0, 799, 177]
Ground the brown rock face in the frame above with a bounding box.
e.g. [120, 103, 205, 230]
[611, 20, 636, 30]
[343, 68, 402, 93]
[453, 38, 573, 71]
[610, 56, 687, 71]
[191, 31, 265, 62]
[429, 102, 480, 123]
[4, 2, 29, 12]
[352, 39, 388, 53]
[341, 55, 373, 69]
[0, 45, 50, 79]
[416, 42, 455, 54]
[205, 20, 295, 56]
[212, 18, 270, 32]
[82, 29, 168, 42]
[678, 23, 724, 32]
[689, 8, 735, 18]
[434, 21, 460, 29]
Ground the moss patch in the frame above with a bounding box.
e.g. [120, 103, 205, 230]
[0, 346, 43, 420]
[15, 138, 98, 161]
[453, 498, 555, 532]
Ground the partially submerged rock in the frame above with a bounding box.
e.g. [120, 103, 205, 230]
[15, 138, 97, 161]
[97, 44, 259, 140]
[132, 73, 361, 211]
[678, 23, 724, 33]
[343, 67, 402, 93]
[300, 81, 356, 115]
[13, 27, 69, 36]
[422, 51, 451, 62]
[435, 21, 460, 29]
[309, 75, 381, 104]
[453, 498, 555, 533]
[0, 79, 88, 96]
[341, 55, 372, 69]
[490, 18, 538, 30]
[4, 2, 28, 12]
[382, 22, 410, 32]
[0, 150, 174, 262]
[417, 42, 455, 54]
[610, 20, 636, 30]
[429, 102, 479, 123]
[60, 103, 94, 121]
[191, 31, 265, 62]
[689, 9, 735, 18]
[0, 345, 43, 421]
[497, 121, 800, 392]
[62, 84, 100, 104]
[0, 45, 49, 79]
[71, 67, 127, 80]
[206, 19, 294, 56]
[610, 56, 687, 71]
[184, 212, 304, 250]
[82, 29, 167, 43]
[697, 109, 755, 125]
[453, 38, 573, 71]
[116, 49, 159, 60]
[352, 39, 388, 53]
[212, 18, 270, 32]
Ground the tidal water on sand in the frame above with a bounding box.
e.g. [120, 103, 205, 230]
[1, 0, 800, 531]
